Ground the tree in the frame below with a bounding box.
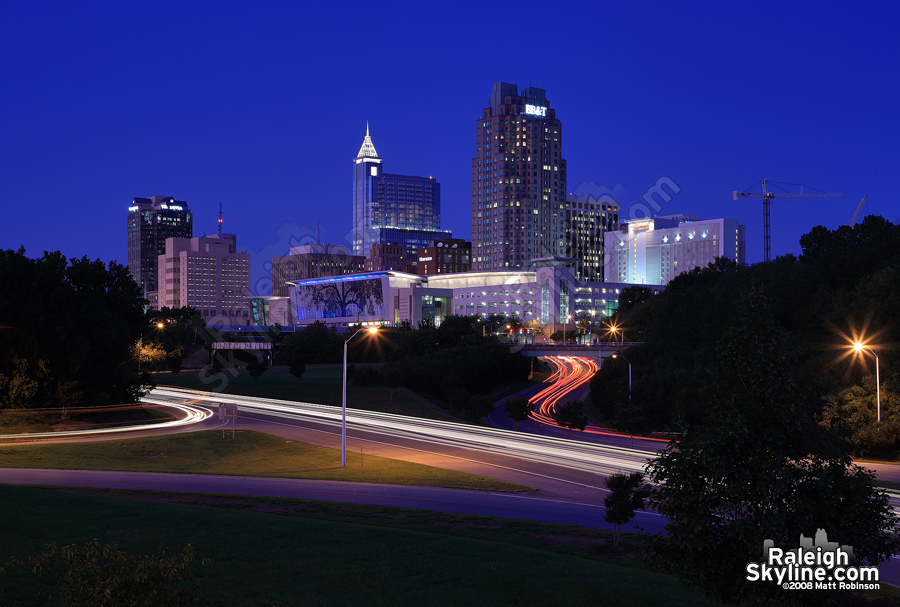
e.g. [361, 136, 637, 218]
[382, 364, 401, 402]
[137, 341, 167, 372]
[504, 397, 535, 430]
[287, 360, 306, 389]
[646, 288, 900, 605]
[165, 350, 184, 374]
[246, 357, 268, 386]
[0, 249, 149, 411]
[2, 540, 219, 606]
[551, 400, 588, 437]
[604, 472, 650, 547]
[467, 394, 496, 419]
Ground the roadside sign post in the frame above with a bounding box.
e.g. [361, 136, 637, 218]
[219, 403, 238, 438]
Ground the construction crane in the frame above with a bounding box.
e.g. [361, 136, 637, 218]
[851, 195, 868, 226]
[733, 179, 843, 262]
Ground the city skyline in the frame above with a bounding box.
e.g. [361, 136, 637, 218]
[2, 3, 898, 292]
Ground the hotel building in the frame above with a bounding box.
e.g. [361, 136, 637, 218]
[604, 216, 746, 285]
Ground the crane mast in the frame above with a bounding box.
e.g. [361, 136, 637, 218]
[733, 179, 843, 262]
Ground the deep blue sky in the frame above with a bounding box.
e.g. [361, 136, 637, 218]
[2, 2, 898, 294]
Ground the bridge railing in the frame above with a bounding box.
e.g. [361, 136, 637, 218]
[512, 342, 642, 350]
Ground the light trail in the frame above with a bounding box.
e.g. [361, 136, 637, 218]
[147, 387, 658, 477]
[529, 356, 671, 443]
[0, 398, 214, 442]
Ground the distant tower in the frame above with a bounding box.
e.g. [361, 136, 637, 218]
[126, 196, 192, 298]
[351, 124, 445, 262]
[471, 82, 567, 271]
[218, 203, 223, 235]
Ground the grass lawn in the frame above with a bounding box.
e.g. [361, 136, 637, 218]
[155, 364, 462, 422]
[0, 405, 175, 435]
[0, 429, 532, 492]
[0, 484, 720, 607]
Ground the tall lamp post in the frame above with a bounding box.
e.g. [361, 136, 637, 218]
[482, 321, 498, 338]
[565, 314, 573, 346]
[611, 353, 632, 406]
[853, 342, 881, 423]
[342, 326, 378, 467]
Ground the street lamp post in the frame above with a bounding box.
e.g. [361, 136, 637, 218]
[482, 321, 498, 338]
[565, 314, 572, 346]
[342, 326, 378, 467]
[854, 342, 881, 423]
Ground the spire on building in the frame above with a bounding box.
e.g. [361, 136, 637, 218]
[357, 122, 379, 158]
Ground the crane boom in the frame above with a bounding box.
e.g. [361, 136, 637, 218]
[733, 179, 843, 262]
[851, 195, 868, 226]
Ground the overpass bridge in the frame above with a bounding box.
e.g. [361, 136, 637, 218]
[510, 342, 642, 359]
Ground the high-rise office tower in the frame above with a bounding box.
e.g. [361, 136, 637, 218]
[351, 125, 444, 260]
[565, 195, 619, 282]
[472, 82, 567, 271]
[127, 196, 192, 298]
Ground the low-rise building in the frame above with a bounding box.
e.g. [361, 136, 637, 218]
[287, 261, 659, 333]
[272, 244, 365, 297]
[415, 238, 471, 275]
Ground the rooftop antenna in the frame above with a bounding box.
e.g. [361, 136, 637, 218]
[317, 218, 321, 245]
[218, 203, 223, 236]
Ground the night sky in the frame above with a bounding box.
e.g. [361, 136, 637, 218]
[2, 2, 898, 295]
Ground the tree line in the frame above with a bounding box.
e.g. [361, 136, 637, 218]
[590, 215, 900, 457]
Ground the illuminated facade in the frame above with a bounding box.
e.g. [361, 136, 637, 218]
[155, 234, 250, 325]
[472, 82, 567, 271]
[126, 196, 192, 298]
[565, 195, 619, 282]
[351, 125, 443, 259]
[287, 265, 652, 331]
[605, 216, 746, 284]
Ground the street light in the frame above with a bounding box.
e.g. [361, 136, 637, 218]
[611, 353, 632, 406]
[342, 325, 378, 466]
[482, 321, 498, 337]
[565, 314, 573, 346]
[607, 322, 622, 347]
[853, 342, 881, 423]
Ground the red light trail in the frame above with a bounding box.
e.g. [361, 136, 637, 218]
[528, 356, 670, 443]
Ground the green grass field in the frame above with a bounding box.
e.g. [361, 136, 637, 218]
[0, 485, 719, 607]
[156, 364, 464, 421]
[0, 430, 531, 492]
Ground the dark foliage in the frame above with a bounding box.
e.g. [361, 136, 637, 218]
[0, 248, 150, 410]
[646, 289, 900, 605]
[591, 216, 900, 437]
[503, 397, 535, 430]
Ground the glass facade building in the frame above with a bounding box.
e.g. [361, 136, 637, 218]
[351, 125, 443, 259]
[126, 196, 192, 298]
[565, 195, 620, 282]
